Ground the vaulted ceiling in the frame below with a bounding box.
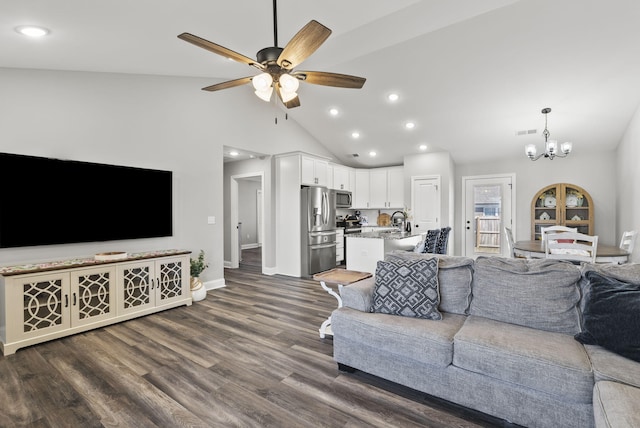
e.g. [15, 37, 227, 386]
[3, 0, 640, 167]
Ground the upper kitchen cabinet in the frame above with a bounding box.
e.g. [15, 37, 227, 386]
[354, 169, 371, 208]
[332, 164, 352, 191]
[353, 166, 404, 209]
[301, 155, 329, 186]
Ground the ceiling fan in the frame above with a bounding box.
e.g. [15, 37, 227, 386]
[178, 0, 366, 109]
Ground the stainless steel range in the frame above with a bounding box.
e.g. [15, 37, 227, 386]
[336, 218, 362, 264]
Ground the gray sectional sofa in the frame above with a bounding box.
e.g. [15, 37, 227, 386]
[331, 252, 640, 428]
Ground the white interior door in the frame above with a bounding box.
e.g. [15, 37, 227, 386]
[462, 174, 515, 258]
[411, 176, 441, 234]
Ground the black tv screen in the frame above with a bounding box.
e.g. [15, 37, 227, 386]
[0, 152, 173, 248]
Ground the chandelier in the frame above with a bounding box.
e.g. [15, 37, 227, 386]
[525, 108, 572, 161]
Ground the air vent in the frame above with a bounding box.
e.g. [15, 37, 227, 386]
[351, 153, 360, 157]
[515, 129, 538, 136]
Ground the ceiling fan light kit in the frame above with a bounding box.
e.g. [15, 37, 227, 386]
[525, 108, 573, 161]
[178, 0, 365, 109]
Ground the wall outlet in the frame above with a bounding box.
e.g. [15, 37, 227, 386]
[207, 216, 216, 224]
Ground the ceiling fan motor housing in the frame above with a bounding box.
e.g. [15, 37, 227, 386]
[257, 47, 284, 65]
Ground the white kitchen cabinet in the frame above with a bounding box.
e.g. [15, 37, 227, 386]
[354, 166, 404, 209]
[386, 166, 405, 208]
[353, 169, 371, 208]
[301, 155, 329, 186]
[332, 164, 352, 191]
[369, 169, 388, 208]
[0, 251, 191, 355]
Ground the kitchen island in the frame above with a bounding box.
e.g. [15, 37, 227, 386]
[346, 229, 423, 274]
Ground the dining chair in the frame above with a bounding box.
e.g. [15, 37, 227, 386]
[545, 232, 598, 263]
[504, 226, 516, 258]
[619, 230, 637, 255]
[540, 226, 578, 251]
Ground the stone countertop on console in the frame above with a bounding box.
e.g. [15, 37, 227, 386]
[0, 249, 192, 276]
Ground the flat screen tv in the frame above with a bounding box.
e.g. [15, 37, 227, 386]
[0, 152, 173, 248]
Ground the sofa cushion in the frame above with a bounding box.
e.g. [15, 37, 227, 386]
[453, 315, 594, 403]
[469, 257, 582, 334]
[584, 345, 640, 389]
[332, 306, 467, 368]
[575, 271, 640, 363]
[385, 251, 473, 315]
[593, 381, 640, 428]
[372, 258, 441, 319]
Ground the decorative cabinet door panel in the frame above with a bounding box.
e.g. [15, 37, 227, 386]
[8, 272, 71, 341]
[117, 261, 155, 315]
[156, 257, 187, 306]
[70, 266, 116, 327]
[531, 183, 593, 240]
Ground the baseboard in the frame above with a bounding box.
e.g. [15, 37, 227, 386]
[223, 260, 233, 268]
[241, 243, 261, 250]
[204, 278, 226, 290]
[262, 266, 278, 276]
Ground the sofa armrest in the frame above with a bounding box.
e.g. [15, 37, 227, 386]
[340, 276, 375, 312]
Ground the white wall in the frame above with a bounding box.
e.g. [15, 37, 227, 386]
[616, 102, 640, 262]
[0, 67, 335, 285]
[455, 149, 618, 254]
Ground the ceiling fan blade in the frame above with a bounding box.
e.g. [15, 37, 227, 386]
[294, 71, 366, 89]
[178, 33, 263, 70]
[277, 20, 331, 70]
[285, 96, 301, 109]
[274, 85, 301, 109]
[202, 77, 253, 92]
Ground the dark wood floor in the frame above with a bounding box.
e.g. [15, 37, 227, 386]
[0, 264, 515, 427]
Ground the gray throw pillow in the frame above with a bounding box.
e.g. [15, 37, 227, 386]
[372, 258, 442, 320]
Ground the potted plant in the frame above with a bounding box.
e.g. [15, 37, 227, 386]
[190, 250, 209, 301]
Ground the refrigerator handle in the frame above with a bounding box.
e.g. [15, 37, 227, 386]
[322, 191, 329, 225]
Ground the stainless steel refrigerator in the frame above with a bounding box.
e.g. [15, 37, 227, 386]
[301, 186, 337, 277]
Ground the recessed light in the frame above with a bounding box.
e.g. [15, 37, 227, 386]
[15, 25, 50, 37]
[388, 93, 399, 102]
[329, 108, 339, 116]
[419, 144, 428, 151]
[405, 121, 416, 129]
[229, 151, 239, 156]
[369, 151, 377, 157]
[351, 131, 360, 139]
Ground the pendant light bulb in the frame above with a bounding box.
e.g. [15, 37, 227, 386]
[254, 87, 273, 102]
[252, 73, 273, 91]
[279, 73, 299, 92]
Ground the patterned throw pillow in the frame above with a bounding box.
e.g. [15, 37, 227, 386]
[372, 258, 442, 319]
[423, 229, 441, 253]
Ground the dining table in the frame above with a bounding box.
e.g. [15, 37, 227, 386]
[513, 240, 629, 264]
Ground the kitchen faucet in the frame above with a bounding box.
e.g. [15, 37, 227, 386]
[390, 210, 406, 231]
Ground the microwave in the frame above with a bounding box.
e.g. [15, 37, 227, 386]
[334, 190, 352, 208]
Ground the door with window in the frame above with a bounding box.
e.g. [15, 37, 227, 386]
[462, 175, 515, 258]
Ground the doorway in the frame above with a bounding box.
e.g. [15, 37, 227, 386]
[230, 173, 264, 270]
[462, 174, 515, 258]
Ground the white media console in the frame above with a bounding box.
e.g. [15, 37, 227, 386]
[0, 249, 192, 355]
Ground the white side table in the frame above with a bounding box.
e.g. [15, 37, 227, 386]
[313, 268, 372, 338]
